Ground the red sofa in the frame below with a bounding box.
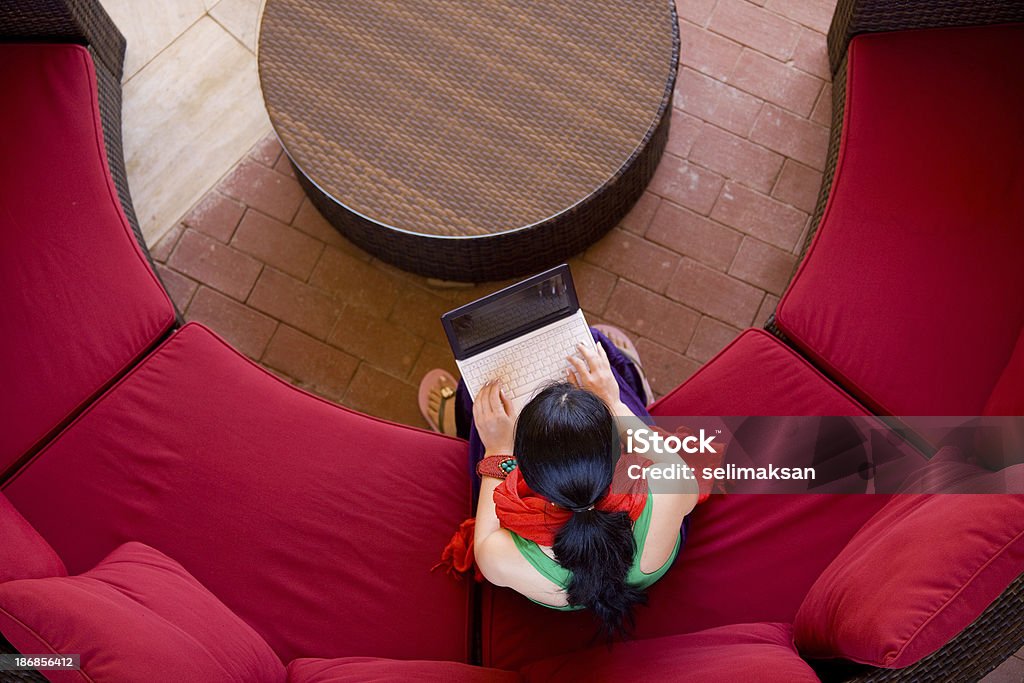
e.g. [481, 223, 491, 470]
[1, 0, 1023, 681]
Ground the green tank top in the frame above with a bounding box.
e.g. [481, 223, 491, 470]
[508, 491, 680, 611]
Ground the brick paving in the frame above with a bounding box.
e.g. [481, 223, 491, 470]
[150, 0, 837, 428]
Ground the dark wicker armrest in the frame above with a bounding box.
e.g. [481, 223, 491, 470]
[810, 570, 1024, 682]
[0, 633, 46, 682]
[827, 0, 1024, 75]
[0, 0, 125, 79]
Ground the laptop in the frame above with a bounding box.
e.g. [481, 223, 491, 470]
[441, 264, 596, 411]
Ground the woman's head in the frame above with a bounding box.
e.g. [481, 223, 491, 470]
[514, 383, 618, 509]
[514, 383, 646, 637]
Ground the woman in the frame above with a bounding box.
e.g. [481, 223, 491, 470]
[420, 327, 698, 636]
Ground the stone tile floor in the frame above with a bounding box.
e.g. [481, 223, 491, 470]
[100, 0, 269, 244]
[139, 2, 1024, 676]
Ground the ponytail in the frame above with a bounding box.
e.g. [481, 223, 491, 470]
[515, 382, 647, 637]
[554, 506, 647, 637]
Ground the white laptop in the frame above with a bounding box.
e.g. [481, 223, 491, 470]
[441, 264, 596, 411]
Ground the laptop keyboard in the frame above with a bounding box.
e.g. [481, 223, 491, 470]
[462, 316, 592, 399]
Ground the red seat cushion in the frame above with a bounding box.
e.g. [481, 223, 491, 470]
[795, 487, 1024, 668]
[0, 542, 285, 683]
[523, 623, 818, 682]
[0, 43, 175, 476]
[286, 657, 519, 682]
[2, 323, 473, 664]
[0, 494, 66, 582]
[480, 330, 893, 669]
[650, 329, 870, 417]
[775, 25, 1024, 415]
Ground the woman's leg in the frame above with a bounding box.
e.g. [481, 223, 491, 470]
[590, 328, 652, 420]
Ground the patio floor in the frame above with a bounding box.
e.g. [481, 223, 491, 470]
[150, 0, 835, 427]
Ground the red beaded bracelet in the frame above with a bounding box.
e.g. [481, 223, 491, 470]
[476, 455, 517, 480]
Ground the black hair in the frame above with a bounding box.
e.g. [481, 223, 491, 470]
[514, 382, 646, 637]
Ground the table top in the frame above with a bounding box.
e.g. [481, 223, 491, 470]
[259, 0, 677, 239]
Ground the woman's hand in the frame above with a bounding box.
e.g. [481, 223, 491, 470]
[566, 342, 622, 409]
[473, 381, 517, 454]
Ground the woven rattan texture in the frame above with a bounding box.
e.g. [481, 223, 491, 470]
[260, 0, 677, 240]
[0, 635, 46, 682]
[796, 53, 845, 264]
[0, 0, 125, 78]
[827, 0, 1024, 75]
[297, 91, 671, 281]
[813, 570, 1024, 683]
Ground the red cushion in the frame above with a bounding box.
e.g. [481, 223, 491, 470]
[522, 623, 818, 682]
[0, 44, 175, 476]
[650, 329, 870, 416]
[0, 494, 66, 582]
[0, 542, 285, 683]
[775, 25, 1024, 415]
[287, 657, 520, 682]
[480, 330, 892, 669]
[795, 489, 1024, 668]
[2, 323, 473, 663]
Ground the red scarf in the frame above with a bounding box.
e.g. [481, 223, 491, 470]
[434, 454, 648, 581]
[435, 430, 725, 581]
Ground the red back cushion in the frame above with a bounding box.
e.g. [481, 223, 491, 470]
[0, 542, 285, 683]
[0, 44, 175, 476]
[523, 622, 818, 682]
[794, 487, 1024, 668]
[0, 494, 66, 582]
[775, 25, 1024, 415]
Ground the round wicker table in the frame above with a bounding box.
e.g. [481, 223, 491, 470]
[258, 0, 678, 281]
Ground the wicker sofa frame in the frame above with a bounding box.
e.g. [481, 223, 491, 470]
[0, 0, 1021, 680]
[765, 1, 1024, 680]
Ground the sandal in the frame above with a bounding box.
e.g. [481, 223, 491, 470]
[418, 369, 459, 435]
[592, 324, 655, 404]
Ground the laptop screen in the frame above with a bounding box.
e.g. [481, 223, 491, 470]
[442, 265, 580, 360]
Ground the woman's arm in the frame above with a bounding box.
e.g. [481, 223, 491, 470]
[567, 343, 699, 468]
[474, 475, 510, 585]
[470, 381, 519, 586]
[567, 343, 699, 514]
[566, 343, 645, 440]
